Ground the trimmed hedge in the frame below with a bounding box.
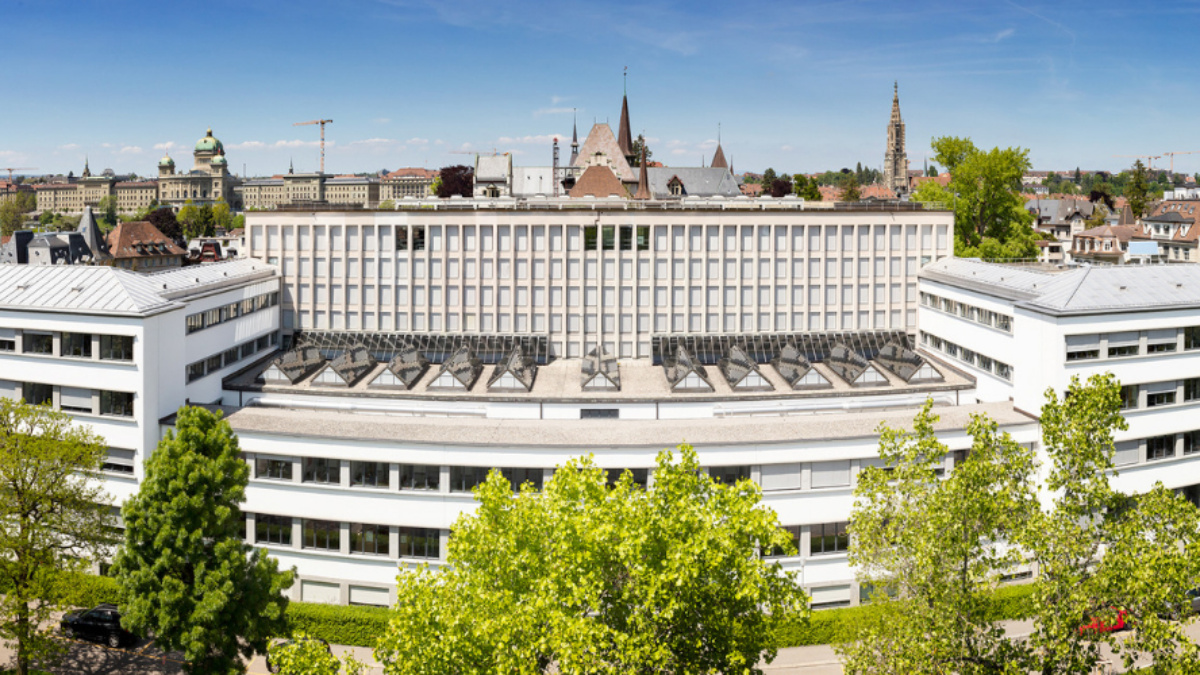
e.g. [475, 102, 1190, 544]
[285, 601, 389, 648]
[774, 582, 1038, 648]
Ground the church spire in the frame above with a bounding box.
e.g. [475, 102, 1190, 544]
[634, 146, 651, 200]
[884, 81, 908, 194]
[617, 68, 634, 163]
[570, 108, 579, 165]
[711, 123, 729, 170]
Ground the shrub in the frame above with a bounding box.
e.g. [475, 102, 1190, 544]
[285, 602, 390, 648]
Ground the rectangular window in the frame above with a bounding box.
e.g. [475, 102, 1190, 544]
[765, 525, 802, 558]
[584, 226, 599, 251]
[350, 461, 389, 488]
[1119, 385, 1139, 410]
[1185, 431, 1200, 455]
[302, 518, 340, 551]
[349, 523, 389, 556]
[61, 332, 92, 358]
[1147, 435, 1175, 462]
[255, 514, 292, 546]
[1186, 327, 1200, 350]
[810, 522, 850, 556]
[99, 335, 134, 361]
[98, 390, 133, 417]
[707, 465, 751, 484]
[186, 313, 204, 334]
[1065, 335, 1100, 362]
[1146, 382, 1177, 408]
[1186, 378, 1200, 402]
[400, 464, 440, 490]
[581, 408, 619, 419]
[303, 457, 340, 484]
[187, 361, 205, 382]
[103, 447, 135, 474]
[501, 467, 544, 492]
[23, 332, 53, 355]
[397, 527, 441, 559]
[256, 457, 293, 481]
[1106, 332, 1139, 357]
[59, 386, 93, 414]
[811, 460, 852, 488]
[450, 466, 491, 493]
[223, 347, 240, 367]
[1147, 329, 1178, 353]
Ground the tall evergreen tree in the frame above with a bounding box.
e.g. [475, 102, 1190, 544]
[114, 407, 294, 675]
[1126, 160, 1150, 219]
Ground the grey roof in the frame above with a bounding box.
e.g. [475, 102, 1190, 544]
[1025, 198, 1095, 226]
[434, 345, 483, 389]
[770, 343, 827, 390]
[0, 265, 176, 315]
[646, 167, 740, 199]
[825, 342, 877, 385]
[1145, 211, 1194, 224]
[921, 257, 1200, 316]
[487, 345, 537, 392]
[148, 259, 278, 298]
[475, 155, 512, 182]
[875, 341, 940, 383]
[581, 347, 620, 390]
[77, 207, 111, 260]
[662, 345, 712, 391]
[512, 167, 556, 197]
[717, 344, 771, 390]
[328, 345, 377, 386]
[271, 347, 326, 383]
[382, 343, 430, 389]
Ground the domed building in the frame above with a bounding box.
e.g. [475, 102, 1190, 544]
[157, 127, 242, 208]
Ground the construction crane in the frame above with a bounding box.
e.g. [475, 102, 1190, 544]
[2, 167, 37, 183]
[1113, 154, 1162, 170]
[1162, 151, 1200, 174]
[293, 119, 333, 174]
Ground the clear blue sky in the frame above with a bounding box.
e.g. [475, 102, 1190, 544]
[4, 0, 1199, 178]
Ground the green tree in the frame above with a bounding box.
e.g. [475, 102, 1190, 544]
[147, 207, 182, 241]
[840, 173, 861, 201]
[14, 191, 36, 214]
[97, 195, 118, 230]
[0, 200, 23, 236]
[267, 634, 365, 675]
[211, 200, 234, 232]
[931, 136, 977, 174]
[375, 445, 809, 674]
[113, 407, 294, 675]
[630, 134, 652, 167]
[795, 174, 821, 201]
[38, 210, 54, 227]
[840, 401, 1037, 673]
[927, 163, 940, 177]
[1126, 160, 1150, 219]
[378, 200, 395, 210]
[176, 202, 214, 239]
[0, 399, 114, 675]
[761, 167, 778, 187]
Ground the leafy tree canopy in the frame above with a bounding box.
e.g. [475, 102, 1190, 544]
[375, 445, 809, 674]
[147, 207, 182, 242]
[113, 407, 293, 675]
[268, 634, 364, 675]
[0, 399, 114, 675]
[436, 165, 473, 198]
[631, 134, 653, 167]
[840, 173, 861, 201]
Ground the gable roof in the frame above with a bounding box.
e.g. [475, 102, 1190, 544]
[106, 221, 187, 259]
[487, 345, 537, 391]
[662, 345, 712, 390]
[646, 167, 740, 198]
[874, 341, 940, 383]
[380, 343, 430, 389]
[581, 347, 620, 390]
[569, 165, 628, 199]
[328, 345, 377, 386]
[572, 124, 635, 181]
[475, 154, 512, 182]
[434, 345, 483, 389]
[0, 265, 176, 315]
[710, 144, 728, 169]
[270, 347, 326, 384]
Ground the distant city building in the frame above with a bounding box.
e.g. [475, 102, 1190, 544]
[380, 168, 437, 201]
[106, 220, 186, 271]
[883, 83, 908, 195]
[236, 166, 379, 211]
[157, 128, 241, 208]
[34, 158, 158, 215]
[0, 206, 110, 265]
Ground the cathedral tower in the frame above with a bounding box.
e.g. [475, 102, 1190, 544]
[883, 82, 908, 194]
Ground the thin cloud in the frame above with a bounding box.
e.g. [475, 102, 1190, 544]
[119, 146, 144, 155]
[153, 141, 179, 151]
[983, 27, 1016, 43]
[57, 143, 81, 151]
[229, 141, 267, 150]
[348, 138, 396, 146]
[533, 107, 576, 117]
[372, 117, 391, 124]
[272, 139, 327, 149]
[497, 134, 567, 145]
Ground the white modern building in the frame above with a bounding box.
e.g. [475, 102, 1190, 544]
[918, 258, 1200, 500]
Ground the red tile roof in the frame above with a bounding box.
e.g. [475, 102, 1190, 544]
[569, 166, 628, 199]
[105, 221, 187, 259]
[384, 168, 438, 179]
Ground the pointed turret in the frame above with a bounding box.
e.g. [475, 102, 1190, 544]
[711, 144, 728, 170]
[77, 206, 111, 262]
[884, 81, 908, 194]
[891, 81, 902, 123]
[570, 109, 579, 165]
[617, 95, 634, 165]
[633, 147, 651, 200]
[82, 156, 91, 179]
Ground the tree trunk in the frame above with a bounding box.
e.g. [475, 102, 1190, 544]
[16, 599, 29, 675]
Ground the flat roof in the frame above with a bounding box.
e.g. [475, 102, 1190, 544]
[191, 399, 1034, 448]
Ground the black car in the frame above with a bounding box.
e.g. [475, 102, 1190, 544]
[59, 603, 137, 648]
[266, 636, 331, 673]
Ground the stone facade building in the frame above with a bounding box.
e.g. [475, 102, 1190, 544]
[157, 128, 241, 208]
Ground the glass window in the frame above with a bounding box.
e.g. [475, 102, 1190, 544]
[205, 354, 222, 373]
[810, 522, 850, 556]
[604, 468, 648, 489]
[350, 461, 389, 488]
[501, 467, 544, 492]
[61, 332, 92, 358]
[349, 523, 389, 556]
[256, 457, 292, 481]
[222, 347, 240, 367]
[1147, 435, 1175, 462]
[397, 527, 440, 559]
[21, 382, 51, 406]
[1147, 390, 1177, 408]
[399, 464, 440, 490]
[1119, 385, 1139, 410]
[707, 465, 751, 484]
[99, 391, 133, 417]
[449, 466, 491, 493]
[99, 335, 133, 361]
[255, 514, 291, 546]
[23, 332, 53, 355]
[303, 457, 340, 484]
[186, 313, 204, 334]
[1186, 378, 1200, 402]
[1185, 431, 1200, 455]
[187, 361, 205, 383]
[302, 518, 340, 551]
[103, 448, 135, 474]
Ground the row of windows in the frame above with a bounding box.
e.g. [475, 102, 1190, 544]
[1119, 379, 1200, 411]
[293, 280, 919, 309]
[185, 291, 280, 334]
[252, 514, 440, 559]
[920, 331, 1013, 382]
[764, 522, 851, 558]
[187, 332, 278, 383]
[0, 330, 133, 362]
[279, 254, 932, 285]
[253, 223, 951, 256]
[288, 308, 917, 337]
[1114, 432, 1200, 466]
[919, 291, 1013, 333]
[0, 381, 134, 417]
[1065, 327, 1200, 362]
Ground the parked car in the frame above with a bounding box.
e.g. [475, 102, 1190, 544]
[59, 603, 137, 648]
[1079, 608, 1129, 635]
[266, 636, 332, 673]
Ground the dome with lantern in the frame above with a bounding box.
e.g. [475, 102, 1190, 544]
[194, 127, 224, 154]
